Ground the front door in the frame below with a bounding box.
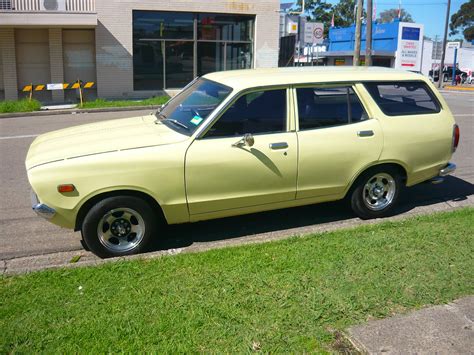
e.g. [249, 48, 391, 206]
[185, 88, 298, 215]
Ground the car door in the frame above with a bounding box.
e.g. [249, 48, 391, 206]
[294, 84, 383, 199]
[185, 88, 298, 215]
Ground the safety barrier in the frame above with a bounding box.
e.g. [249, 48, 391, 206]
[21, 80, 95, 106]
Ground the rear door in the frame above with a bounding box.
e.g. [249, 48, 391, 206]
[294, 84, 383, 199]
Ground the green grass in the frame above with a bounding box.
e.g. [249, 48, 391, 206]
[0, 98, 41, 113]
[1, 209, 473, 353]
[80, 96, 169, 109]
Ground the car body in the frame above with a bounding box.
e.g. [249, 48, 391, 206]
[26, 67, 459, 258]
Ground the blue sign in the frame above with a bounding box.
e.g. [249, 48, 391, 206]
[401, 27, 420, 41]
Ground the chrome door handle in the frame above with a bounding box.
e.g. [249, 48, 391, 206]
[357, 130, 374, 137]
[269, 142, 288, 150]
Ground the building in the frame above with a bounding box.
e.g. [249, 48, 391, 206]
[0, 0, 280, 102]
[325, 20, 425, 71]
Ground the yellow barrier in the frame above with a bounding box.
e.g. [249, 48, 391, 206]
[21, 80, 96, 106]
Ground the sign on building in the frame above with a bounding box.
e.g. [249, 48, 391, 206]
[395, 23, 424, 72]
[304, 22, 324, 44]
[287, 19, 298, 34]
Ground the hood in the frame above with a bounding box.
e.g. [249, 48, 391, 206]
[26, 115, 188, 169]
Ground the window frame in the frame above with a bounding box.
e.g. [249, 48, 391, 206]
[362, 80, 442, 117]
[198, 85, 292, 140]
[292, 83, 370, 132]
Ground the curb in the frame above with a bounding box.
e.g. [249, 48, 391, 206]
[442, 86, 474, 91]
[0, 104, 162, 119]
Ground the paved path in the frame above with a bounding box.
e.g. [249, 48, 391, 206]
[348, 296, 474, 354]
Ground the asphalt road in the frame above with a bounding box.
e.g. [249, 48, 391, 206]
[1, 91, 473, 261]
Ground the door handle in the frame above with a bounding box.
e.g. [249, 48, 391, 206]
[357, 130, 374, 137]
[269, 142, 288, 150]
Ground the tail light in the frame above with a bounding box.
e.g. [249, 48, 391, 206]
[452, 124, 460, 152]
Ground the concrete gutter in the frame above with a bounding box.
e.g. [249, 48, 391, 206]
[0, 104, 162, 119]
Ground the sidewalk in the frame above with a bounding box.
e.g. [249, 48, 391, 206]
[348, 296, 474, 354]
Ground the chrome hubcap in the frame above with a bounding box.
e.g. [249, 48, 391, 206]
[97, 208, 145, 252]
[363, 173, 396, 211]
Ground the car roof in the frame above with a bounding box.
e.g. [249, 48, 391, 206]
[203, 66, 425, 91]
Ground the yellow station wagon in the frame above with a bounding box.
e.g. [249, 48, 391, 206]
[26, 67, 459, 258]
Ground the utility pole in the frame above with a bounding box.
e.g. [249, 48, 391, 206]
[365, 0, 373, 66]
[438, 0, 451, 88]
[353, 0, 364, 66]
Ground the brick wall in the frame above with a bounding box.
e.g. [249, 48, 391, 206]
[95, 0, 280, 99]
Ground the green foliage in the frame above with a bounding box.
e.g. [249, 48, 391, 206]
[1, 208, 473, 353]
[0, 99, 41, 113]
[450, 0, 474, 41]
[377, 8, 414, 23]
[81, 96, 169, 109]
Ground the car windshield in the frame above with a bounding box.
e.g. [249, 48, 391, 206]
[156, 78, 232, 136]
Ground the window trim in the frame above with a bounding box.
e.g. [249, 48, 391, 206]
[198, 85, 291, 140]
[293, 83, 369, 132]
[362, 81, 442, 117]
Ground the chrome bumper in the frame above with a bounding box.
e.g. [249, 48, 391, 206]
[31, 191, 56, 219]
[439, 163, 456, 177]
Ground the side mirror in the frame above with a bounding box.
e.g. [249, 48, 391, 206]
[243, 133, 254, 147]
[232, 133, 254, 148]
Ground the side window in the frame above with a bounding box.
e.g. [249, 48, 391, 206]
[296, 86, 368, 130]
[364, 81, 441, 116]
[205, 89, 286, 138]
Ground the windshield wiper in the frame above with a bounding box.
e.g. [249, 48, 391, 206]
[160, 118, 189, 130]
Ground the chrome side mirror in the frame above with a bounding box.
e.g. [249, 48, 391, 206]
[232, 133, 254, 147]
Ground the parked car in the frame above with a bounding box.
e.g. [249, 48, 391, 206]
[429, 67, 468, 83]
[27, 67, 459, 258]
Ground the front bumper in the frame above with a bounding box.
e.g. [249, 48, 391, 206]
[31, 191, 56, 219]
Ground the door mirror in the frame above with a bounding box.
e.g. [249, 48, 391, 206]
[232, 133, 254, 147]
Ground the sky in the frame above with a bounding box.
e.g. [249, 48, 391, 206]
[281, 0, 466, 39]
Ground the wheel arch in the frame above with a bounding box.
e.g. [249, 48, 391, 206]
[344, 161, 408, 198]
[74, 189, 166, 231]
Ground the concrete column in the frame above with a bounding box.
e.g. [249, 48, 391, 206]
[49, 28, 64, 102]
[0, 28, 18, 101]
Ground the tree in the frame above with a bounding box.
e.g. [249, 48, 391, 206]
[449, 0, 474, 41]
[377, 8, 414, 23]
[332, 0, 359, 27]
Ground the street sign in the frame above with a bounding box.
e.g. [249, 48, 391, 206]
[47, 83, 64, 90]
[304, 22, 324, 44]
[446, 41, 461, 49]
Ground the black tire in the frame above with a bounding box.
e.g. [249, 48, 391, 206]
[81, 196, 159, 258]
[350, 166, 403, 220]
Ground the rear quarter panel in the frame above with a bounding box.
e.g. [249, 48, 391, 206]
[359, 79, 455, 186]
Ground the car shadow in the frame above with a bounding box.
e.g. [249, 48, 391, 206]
[150, 175, 473, 251]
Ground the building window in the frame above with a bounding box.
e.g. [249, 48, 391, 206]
[133, 10, 254, 91]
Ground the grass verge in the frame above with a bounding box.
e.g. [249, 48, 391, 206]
[80, 96, 169, 109]
[0, 98, 41, 113]
[1, 208, 473, 352]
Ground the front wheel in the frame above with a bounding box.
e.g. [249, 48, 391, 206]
[81, 196, 159, 258]
[350, 167, 402, 220]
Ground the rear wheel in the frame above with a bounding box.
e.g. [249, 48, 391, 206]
[350, 167, 402, 219]
[81, 196, 159, 258]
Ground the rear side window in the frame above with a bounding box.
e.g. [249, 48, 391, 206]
[296, 86, 368, 130]
[364, 81, 441, 116]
